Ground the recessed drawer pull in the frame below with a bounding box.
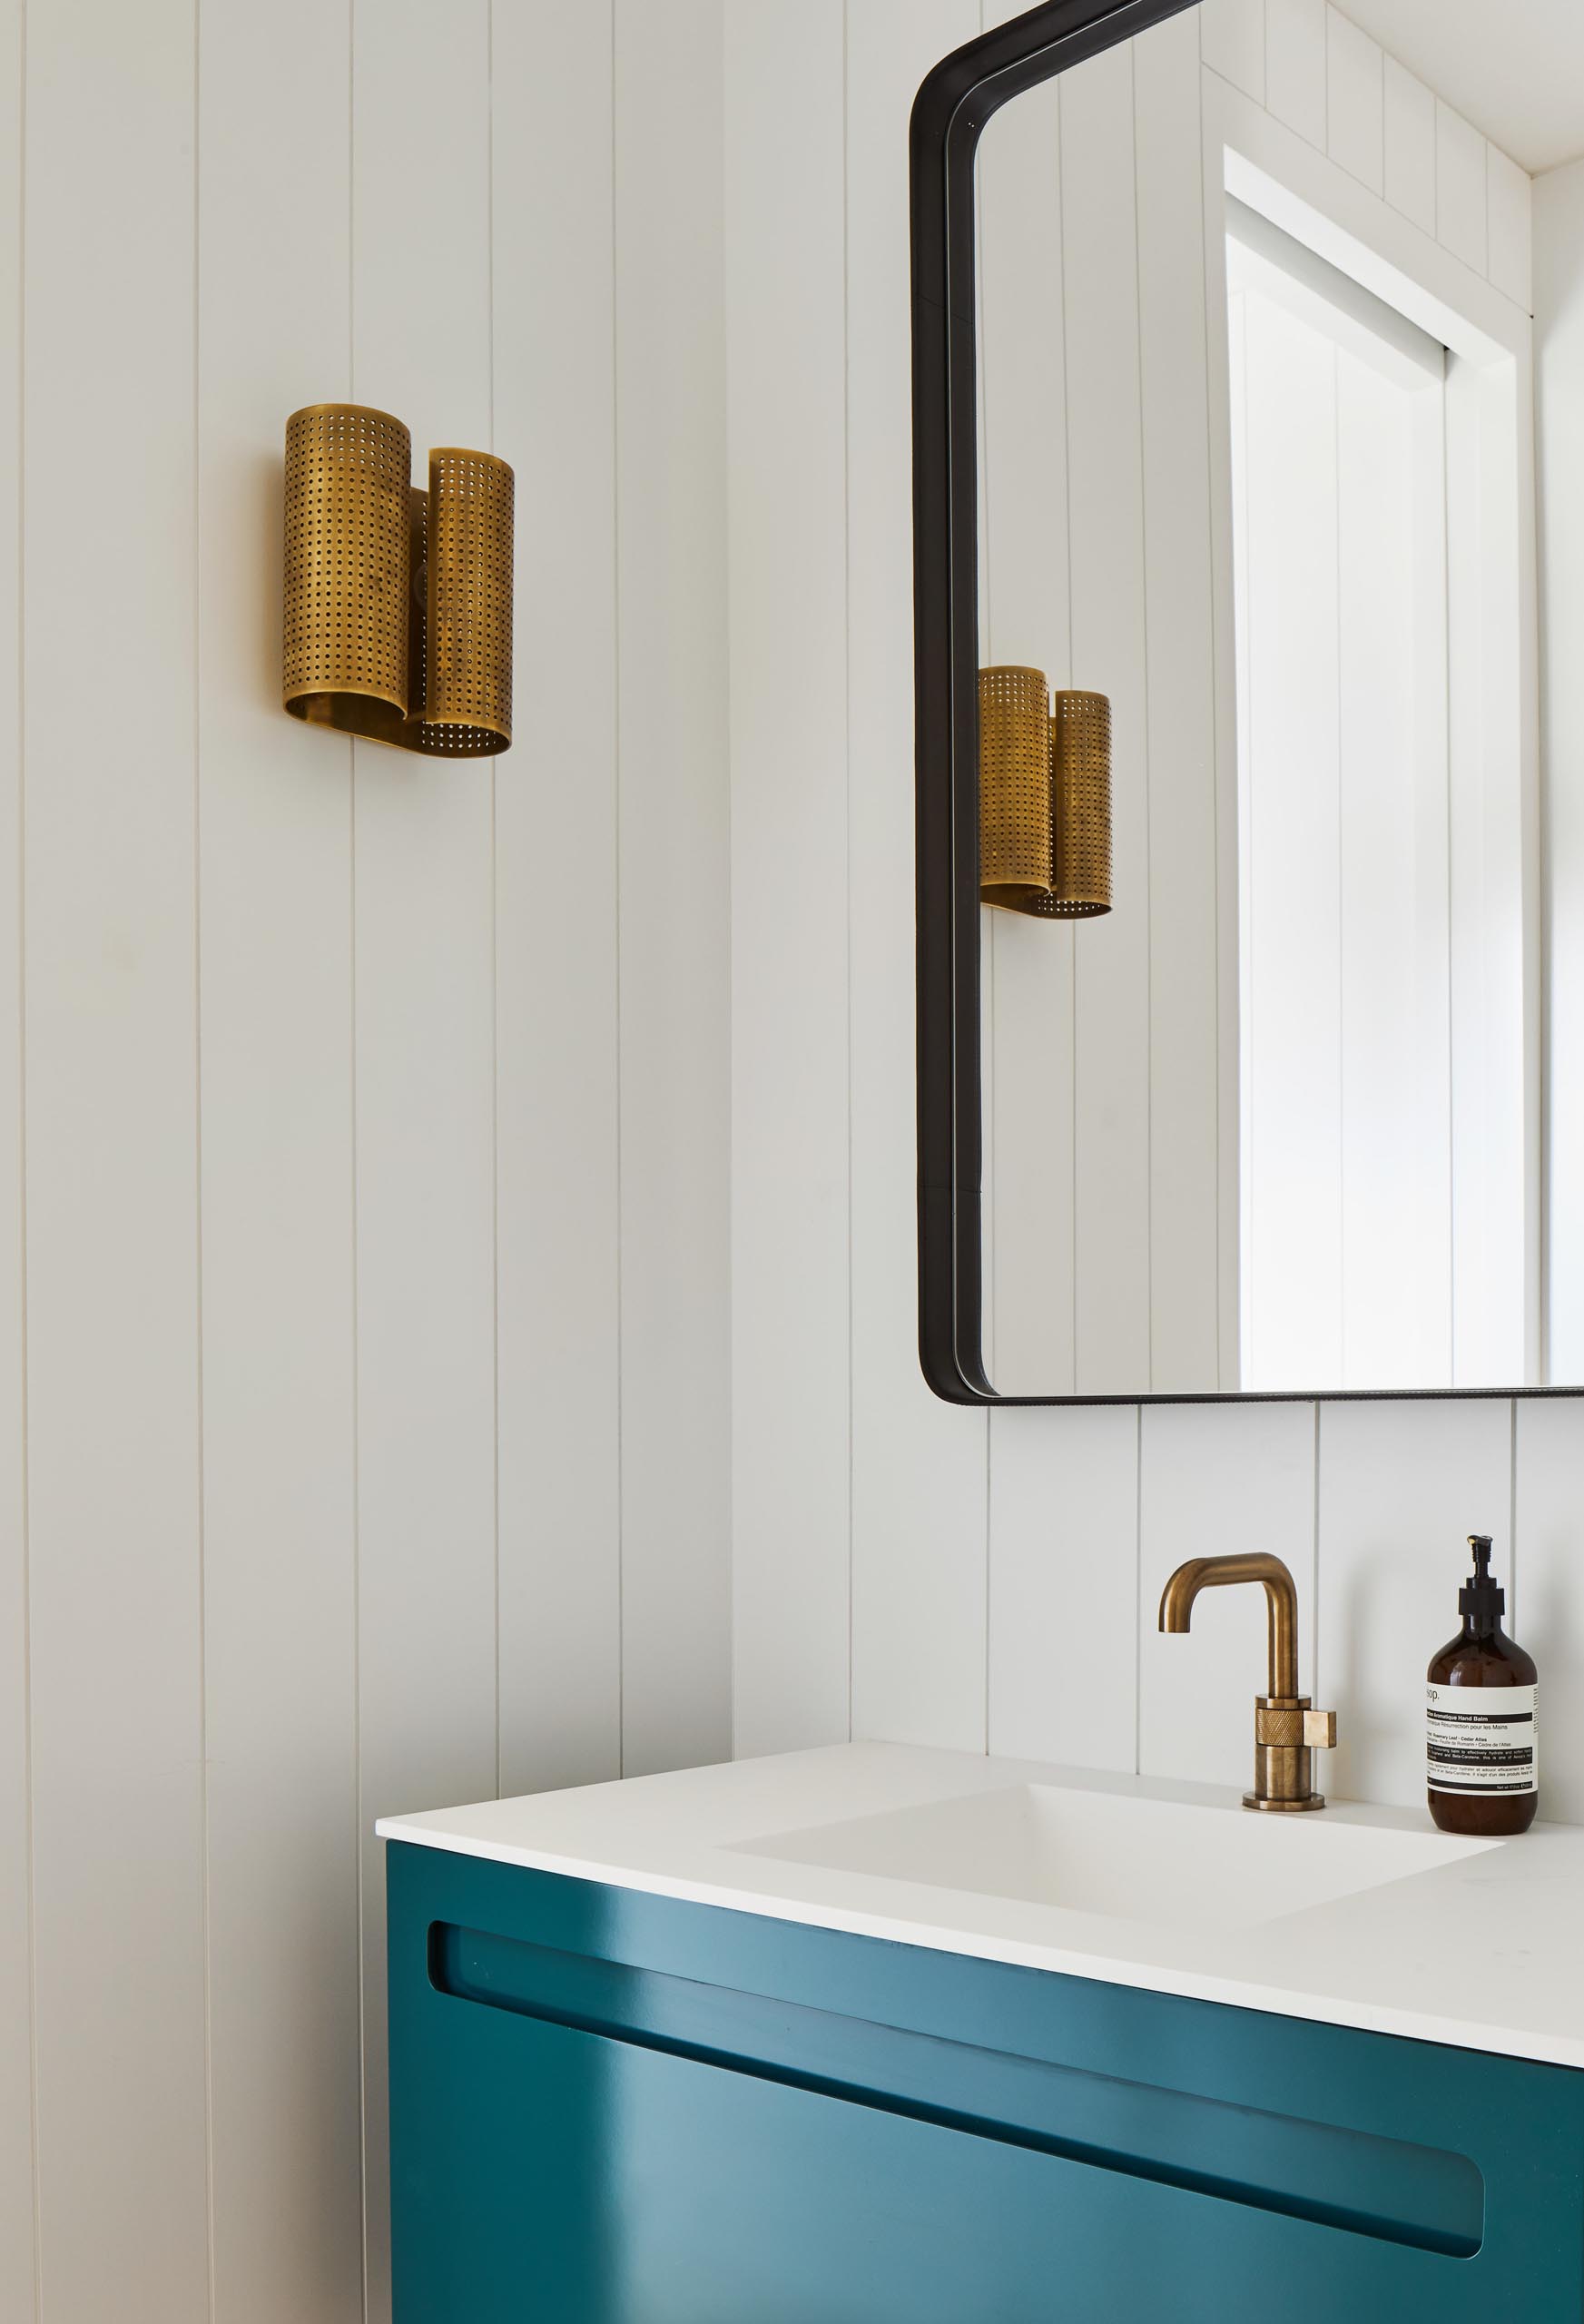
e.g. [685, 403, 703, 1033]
[428, 1921, 1483, 2260]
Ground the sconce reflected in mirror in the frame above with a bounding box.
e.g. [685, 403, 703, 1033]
[979, 665, 1111, 918]
[282, 401, 514, 758]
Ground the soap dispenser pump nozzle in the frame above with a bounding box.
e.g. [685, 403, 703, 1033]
[1458, 1533, 1505, 1629]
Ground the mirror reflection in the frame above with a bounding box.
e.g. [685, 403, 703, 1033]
[974, 2, 1579, 1397]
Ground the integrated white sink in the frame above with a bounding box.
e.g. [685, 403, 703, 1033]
[380, 1743, 1584, 2065]
[380, 1742, 1584, 2065]
[730, 1780, 1496, 1934]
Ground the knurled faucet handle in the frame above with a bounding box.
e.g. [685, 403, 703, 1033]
[1303, 1709, 1337, 1749]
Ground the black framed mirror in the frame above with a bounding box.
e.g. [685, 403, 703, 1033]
[913, 0, 1573, 1407]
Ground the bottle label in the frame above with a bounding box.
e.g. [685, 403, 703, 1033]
[1426, 1682, 1538, 1796]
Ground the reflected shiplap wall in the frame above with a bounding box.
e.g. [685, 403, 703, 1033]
[1, 4, 730, 2319]
[729, 0, 1584, 1913]
[975, 34, 1227, 1399]
[974, 0, 1540, 1402]
[1537, 155, 1584, 1384]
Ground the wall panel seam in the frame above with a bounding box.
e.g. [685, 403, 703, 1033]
[610, 0, 626, 1780]
[1509, 1395, 1519, 1617]
[841, 0, 856, 1746]
[348, 10, 368, 2313]
[1195, 51, 1225, 1388]
[1130, 36, 1156, 1395]
[1128, 1394, 1142, 1775]
[15, 0, 39, 2303]
[1311, 1400, 1321, 1690]
[350, 737, 366, 2324]
[1332, 345, 1344, 1367]
[487, 0, 501, 1807]
[977, 0, 989, 1716]
[1059, 75, 1078, 1384]
[191, 1, 217, 2316]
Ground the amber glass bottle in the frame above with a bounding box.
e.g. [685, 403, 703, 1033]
[1426, 1535, 1538, 1836]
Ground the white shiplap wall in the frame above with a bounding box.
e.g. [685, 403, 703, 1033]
[2, 3, 731, 2319]
[730, 0, 1584, 1851]
[3, 3, 1580, 2319]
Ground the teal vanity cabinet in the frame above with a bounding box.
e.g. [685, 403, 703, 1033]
[386, 1839, 1584, 2322]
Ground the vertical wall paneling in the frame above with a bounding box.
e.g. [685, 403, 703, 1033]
[1382, 60, 1436, 240]
[1517, 310, 1543, 1394]
[975, 0, 1079, 1418]
[197, 0, 363, 2318]
[0, 0, 28, 2307]
[1135, 14, 1222, 1394]
[351, 6, 498, 2309]
[989, 1406, 1139, 1769]
[725, 0, 851, 1758]
[1139, 1402, 1317, 1790]
[1316, 1399, 1513, 1808]
[1062, 45, 1152, 1393]
[1199, 0, 1264, 103]
[1537, 160, 1584, 1381]
[848, 0, 989, 1751]
[613, 0, 733, 1778]
[1436, 103, 1489, 277]
[979, 53, 1075, 1397]
[1324, 10, 1384, 197]
[1514, 1400, 1584, 1827]
[23, 0, 210, 2315]
[0, 9, 1569, 2314]
[1200, 77, 1246, 1384]
[494, 0, 623, 1803]
[1264, 0, 1325, 152]
[12, 12, 751, 2301]
[1488, 148, 1533, 315]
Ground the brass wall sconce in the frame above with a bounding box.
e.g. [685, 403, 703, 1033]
[979, 665, 1111, 917]
[283, 402, 514, 758]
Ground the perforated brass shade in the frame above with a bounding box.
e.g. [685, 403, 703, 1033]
[1040, 689, 1112, 919]
[283, 404, 412, 740]
[978, 667, 1111, 919]
[283, 403, 513, 758]
[422, 448, 514, 750]
[977, 666, 1053, 909]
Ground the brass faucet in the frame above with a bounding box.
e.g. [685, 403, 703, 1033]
[1158, 1553, 1336, 1812]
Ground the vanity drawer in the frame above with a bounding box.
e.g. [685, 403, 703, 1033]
[388, 1844, 1584, 2322]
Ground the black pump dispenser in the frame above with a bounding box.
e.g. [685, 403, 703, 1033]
[1428, 1532, 1537, 1836]
[1458, 1534, 1505, 1630]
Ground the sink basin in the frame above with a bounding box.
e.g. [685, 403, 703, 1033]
[729, 1782, 1495, 1934]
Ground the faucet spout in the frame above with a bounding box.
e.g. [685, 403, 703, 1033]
[1157, 1551, 1300, 1701]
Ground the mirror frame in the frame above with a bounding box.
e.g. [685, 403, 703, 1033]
[910, 0, 1550, 1409]
[912, 0, 1204, 1405]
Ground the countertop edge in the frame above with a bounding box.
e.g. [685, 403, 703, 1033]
[375, 1813, 1584, 2073]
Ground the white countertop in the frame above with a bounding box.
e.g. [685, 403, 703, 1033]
[377, 1742, 1584, 2069]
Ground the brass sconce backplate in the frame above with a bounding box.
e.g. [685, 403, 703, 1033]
[283, 402, 513, 758]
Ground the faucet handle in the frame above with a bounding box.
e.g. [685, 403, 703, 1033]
[1303, 1709, 1337, 1750]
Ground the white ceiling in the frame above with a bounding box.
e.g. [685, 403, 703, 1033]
[1337, 0, 1584, 175]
